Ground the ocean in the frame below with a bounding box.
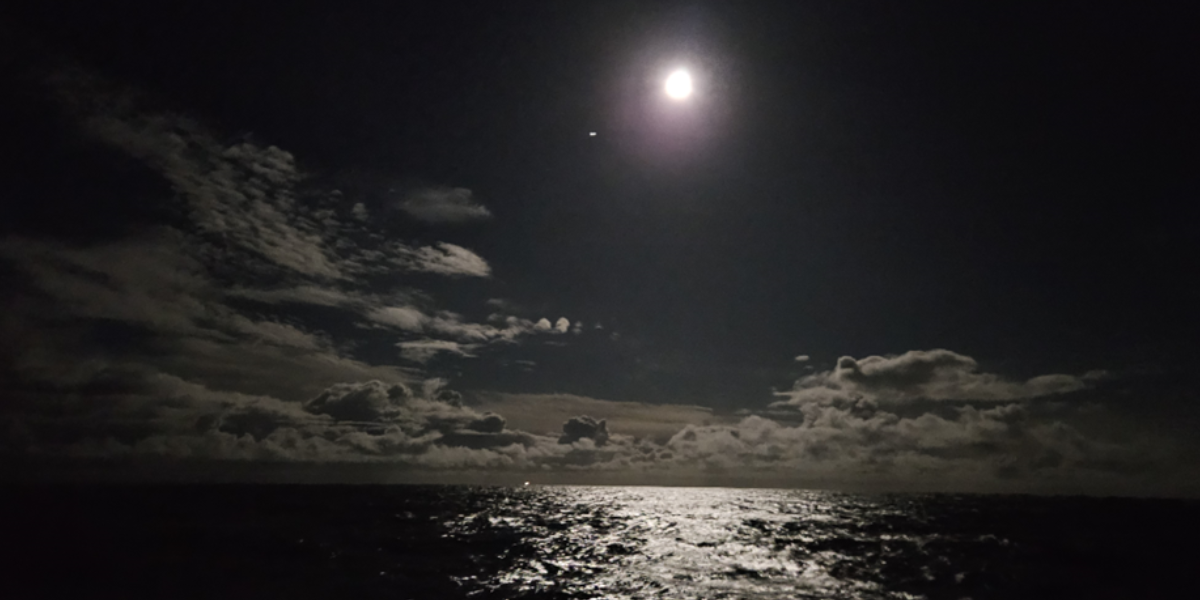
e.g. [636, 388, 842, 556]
[6, 485, 1198, 599]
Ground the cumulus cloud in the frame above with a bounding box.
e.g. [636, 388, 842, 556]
[773, 349, 1100, 408]
[4, 368, 1178, 492]
[15, 378, 546, 465]
[526, 317, 569, 335]
[471, 392, 736, 442]
[559, 416, 610, 446]
[399, 187, 492, 223]
[468, 413, 506, 434]
[662, 396, 1179, 492]
[304, 380, 414, 422]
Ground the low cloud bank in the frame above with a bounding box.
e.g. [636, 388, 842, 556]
[3, 362, 1178, 493]
[773, 349, 1104, 407]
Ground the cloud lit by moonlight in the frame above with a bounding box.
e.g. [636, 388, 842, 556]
[665, 69, 693, 100]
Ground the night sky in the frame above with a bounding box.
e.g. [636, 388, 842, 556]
[2, 1, 1196, 494]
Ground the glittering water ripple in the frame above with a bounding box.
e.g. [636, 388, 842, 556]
[444, 487, 1007, 599]
[7, 485, 1199, 599]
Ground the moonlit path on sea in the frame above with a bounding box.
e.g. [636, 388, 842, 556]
[6, 485, 1198, 599]
[450, 486, 913, 599]
[443, 486, 1119, 599]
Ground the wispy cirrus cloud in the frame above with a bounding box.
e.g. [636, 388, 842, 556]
[0, 64, 583, 433]
[0, 230, 411, 402]
[50, 69, 491, 281]
[367, 306, 576, 362]
[227, 285, 574, 365]
[398, 186, 492, 224]
[391, 241, 491, 277]
[397, 340, 477, 364]
[227, 285, 358, 308]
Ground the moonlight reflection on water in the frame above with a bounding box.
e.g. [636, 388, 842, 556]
[6, 485, 1197, 599]
[442, 486, 1197, 599]
[451, 486, 930, 598]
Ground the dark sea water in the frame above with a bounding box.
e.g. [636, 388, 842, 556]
[6, 485, 1198, 599]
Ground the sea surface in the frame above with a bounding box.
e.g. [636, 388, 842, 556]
[6, 485, 1198, 599]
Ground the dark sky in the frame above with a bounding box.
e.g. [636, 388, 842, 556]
[1, 1, 1196, 493]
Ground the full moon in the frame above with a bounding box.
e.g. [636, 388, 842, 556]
[664, 69, 693, 100]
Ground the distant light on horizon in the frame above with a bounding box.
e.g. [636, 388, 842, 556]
[665, 69, 693, 100]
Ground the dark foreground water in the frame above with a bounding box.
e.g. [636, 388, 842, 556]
[6, 485, 1198, 599]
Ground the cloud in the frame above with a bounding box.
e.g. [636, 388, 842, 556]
[0, 66, 539, 433]
[28, 378, 563, 468]
[50, 70, 491, 281]
[471, 392, 736, 441]
[468, 413, 506, 434]
[794, 355, 810, 362]
[0, 230, 412, 403]
[224, 316, 329, 351]
[655, 397, 1178, 492]
[7, 372, 597, 469]
[773, 349, 1099, 408]
[397, 339, 476, 363]
[528, 317, 569, 335]
[399, 187, 492, 223]
[391, 242, 491, 277]
[304, 380, 415, 422]
[559, 416, 610, 445]
[4, 369, 1183, 493]
[228, 285, 356, 307]
[485, 298, 518, 311]
[7, 59, 1188, 494]
[158, 337, 411, 403]
[365, 306, 573, 362]
[234, 287, 566, 365]
[368, 306, 427, 331]
[86, 112, 342, 279]
[0, 232, 210, 336]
